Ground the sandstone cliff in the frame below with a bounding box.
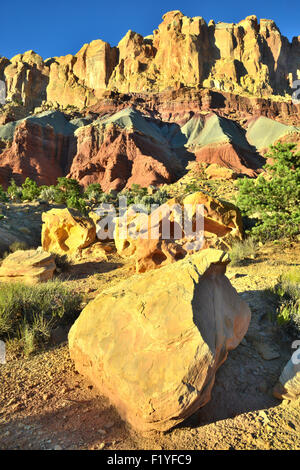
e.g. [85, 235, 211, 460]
[0, 11, 299, 191]
[0, 11, 299, 110]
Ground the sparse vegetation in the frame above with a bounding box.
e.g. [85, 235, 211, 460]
[0, 184, 8, 202]
[269, 268, 300, 332]
[7, 179, 22, 201]
[0, 281, 82, 356]
[0, 177, 173, 216]
[229, 237, 257, 266]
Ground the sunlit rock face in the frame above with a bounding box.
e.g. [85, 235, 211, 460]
[69, 249, 251, 432]
[0, 11, 299, 110]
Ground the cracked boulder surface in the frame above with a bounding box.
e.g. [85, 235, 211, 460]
[68, 248, 251, 432]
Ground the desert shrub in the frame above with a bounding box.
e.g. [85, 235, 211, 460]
[0, 281, 82, 355]
[236, 143, 300, 241]
[119, 186, 170, 211]
[9, 241, 29, 252]
[52, 253, 71, 272]
[39, 185, 58, 203]
[56, 177, 82, 196]
[184, 181, 203, 194]
[54, 177, 87, 214]
[66, 193, 87, 213]
[135, 189, 171, 211]
[229, 237, 257, 266]
[270, 268, 300, 333]
[0, 184, 8, 202]
[21, 177, 40, 201]
[7, 179, 22, 201]
[84, 183, 103, 202]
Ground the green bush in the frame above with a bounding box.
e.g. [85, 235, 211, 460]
[0, 281, 82, 355]
[7, 179, 22, 201]
[236, 143, 300, 241]
[56, 176, 82, 196]
[21, 177, 40, 201]
[84, 183, 103, 202]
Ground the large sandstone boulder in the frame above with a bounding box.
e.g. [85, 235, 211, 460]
[0, 248, 56, 285]
[69, 249, 251, 432]
[114, 191, 243, 272]
[42, 208, 96, 256]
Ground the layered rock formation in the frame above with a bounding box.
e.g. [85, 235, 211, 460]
[0, 111, 87, 187]
[69, 248, 251, 432]
[0, 248, 56, 284]
[68, 107, 185, 190]
[0, 11, 299, 191]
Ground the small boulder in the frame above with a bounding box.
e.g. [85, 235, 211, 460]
[41, 208, 96, 256]
[0, 248, 56, 285]
[273, 349, 300, 400]
[69, 248, 251, 432]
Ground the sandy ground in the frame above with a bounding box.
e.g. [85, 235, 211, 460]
[0, 241, 299, 450]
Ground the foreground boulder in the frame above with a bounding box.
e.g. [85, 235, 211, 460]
[0, 248, 56, 285]
[273, 350, 300, 400]
[69, 249, 251, 432]
[42, 208, 96, 256]
[114, 191, 243, 272]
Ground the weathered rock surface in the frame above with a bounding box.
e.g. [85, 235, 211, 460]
[1, 11, 300, 110]
[69, 248, 251, 432]
[0, 248, 56, 284]
[3, 51, 49, 109]
[273, 350, 300, 400]
[0, 111, 87, 187]
[114, 191, 243, 272]
[0, 12, 299, 190]
[41, 208, 96, 256]
[68, 107, 184, 191]
[0, 201, 46, 254]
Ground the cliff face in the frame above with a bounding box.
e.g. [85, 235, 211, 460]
[0, 11, 299, 110]
[0, 11, 299, 192]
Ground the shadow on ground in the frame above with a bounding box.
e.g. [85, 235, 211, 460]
[63, 261, 123, 280]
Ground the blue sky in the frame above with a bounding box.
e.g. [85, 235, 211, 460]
[0, 0, 299, 60]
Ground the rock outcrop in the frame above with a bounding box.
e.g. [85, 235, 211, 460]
[0, 12, 299, 191]
[273, 349, 300, 400]
[41, 208, 96, 256]
[69, 248, 251, 432]
[0, 248, 56, 284]
[68, 107, 184, 191]
[3, 51, 49, 109]
[0, 111, 85, 187]
[114, 191, 243, 272]
[0, 12, 300, 110]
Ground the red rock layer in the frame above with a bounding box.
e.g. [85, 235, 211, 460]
[0, 120, 76, 188]
[67, 124, 180, 191]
